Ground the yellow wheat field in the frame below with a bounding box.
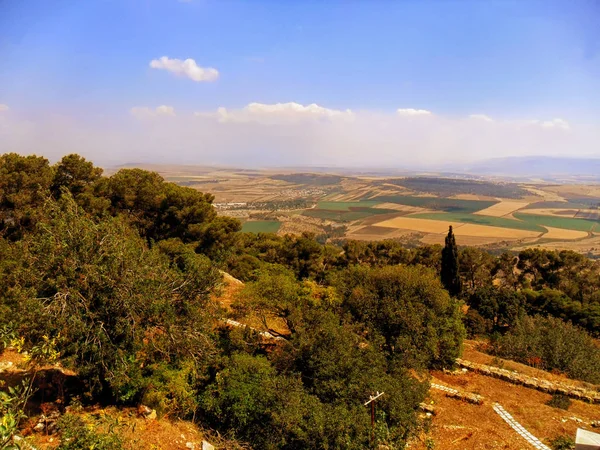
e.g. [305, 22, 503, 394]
[475, 201, 530, 217]
[375, 216, 540, 239]
[456, 224, 540, 238]
[542, 227, 588, 240]
[376, 217, 464, 233]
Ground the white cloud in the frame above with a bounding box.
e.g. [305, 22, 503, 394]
[469, 114, 494, 122]
[397, 108, 432, 116]
[150, 56, 219, 82]
[130, 105, 176, 119]
[0, 104, 9, 112]
[1, 107, 595, 168]
[197, 102, 354, 124]
[541, 118, 570, 130]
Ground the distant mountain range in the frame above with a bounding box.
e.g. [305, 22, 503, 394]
[447, 157, 600, 181]
[113, 156, 600, 182]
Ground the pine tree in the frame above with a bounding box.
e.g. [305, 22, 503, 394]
[441, 225, 461, 296]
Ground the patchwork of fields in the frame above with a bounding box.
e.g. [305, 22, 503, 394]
[192, 167, 600, 252]
[310, 196, 600, 245]
[303, 201, 398, 222]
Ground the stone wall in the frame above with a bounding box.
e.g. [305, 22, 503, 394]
[456, 359, 600, 403]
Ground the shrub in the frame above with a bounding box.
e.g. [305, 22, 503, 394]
[56, 414, 123, 450]
[549, 434, 575, 450]
[0, 195, 220, 402]
[546, 393, 571, 410]
[490, 315, 600, 384]
[333, 264, 465, 369]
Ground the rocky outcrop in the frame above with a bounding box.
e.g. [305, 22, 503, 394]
[430, 382, 484, 405]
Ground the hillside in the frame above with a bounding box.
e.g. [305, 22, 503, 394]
[413, 342, 600, 449]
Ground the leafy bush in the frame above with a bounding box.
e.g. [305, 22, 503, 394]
[141, 361, 200, 419]
[0, 195, 220, 402]
[0, 380, 33, 450]
[56, 414, 123, 450]
[549, 434, 575, 450]
[546, 393, 571, 410]
[333, 265, 465, 369]
[490, 315, 600, 384]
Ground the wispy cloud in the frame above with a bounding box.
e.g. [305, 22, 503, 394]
[469, 114, 493, 122]
[397, 108, 432, 116]
[197, 102, 354, 124]
[130, 105, 176, 119]
[540, 118, 570, 130]
[149, 56, 219, 82]
[0, 104, 9, 112]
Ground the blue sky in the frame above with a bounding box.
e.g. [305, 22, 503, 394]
[0, 0, 599, 166]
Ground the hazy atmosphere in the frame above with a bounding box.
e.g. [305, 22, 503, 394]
[3, 2, 600, 450]
[1, 0, 599, 167]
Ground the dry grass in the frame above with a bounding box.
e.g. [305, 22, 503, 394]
[420, 234, 512, 246]
[372, 203, 430, 213]
[450, 194, 496, 201]
[456, 224, 540, 239]
[542, 226, 589, 240]
[512, 233, 600, 256]
[345, 226, 416, 241]
[475, 201, 531, 217]
[543, 184, 600, 198]
[411, 341, 600, 449]
[375, 217, 465, 234]
[523, 186, 566, 202]
[374, 217, 540, 239]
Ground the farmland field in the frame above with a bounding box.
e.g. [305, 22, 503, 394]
[149, 164, 600, 254]
[375, 216, 541, 239]
[314, 200, 381, 210]
[513, 213, 600, 232]
[541, 227, 589, 240]
[520, 208, 580, 218]
[376, 217, 464, 234]
[522, 200, 597, 210]
[367, 195, 497, 213]
[383, 177, 529, 198]
[241, 220, 281, 233]
[303, 207, 396, 222]
[474, 200, 530, 217]
[410, 212, 545, 232]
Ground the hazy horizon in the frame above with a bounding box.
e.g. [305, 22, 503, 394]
[1, 1, 599, 167]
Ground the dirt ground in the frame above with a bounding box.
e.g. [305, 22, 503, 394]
[410, 342, 600, 449]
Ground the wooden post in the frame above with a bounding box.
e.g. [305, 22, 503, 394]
[364, 391, 385, 449]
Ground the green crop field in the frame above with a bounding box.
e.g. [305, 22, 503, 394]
[241, 220, 281, 233]
[366, 195, 496, 213]
[410, 212, 545, 232]
[522, 201, 594, 210]
[513, 213, 600, 232]
[304, 207, 396, 222]
[315, 201, 381, 211]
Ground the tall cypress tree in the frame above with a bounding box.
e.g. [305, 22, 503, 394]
[441, 225, 461, 296]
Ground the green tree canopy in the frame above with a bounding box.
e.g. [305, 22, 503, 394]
[0, 194, 220, 400]
[333, 264, 465, 369]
